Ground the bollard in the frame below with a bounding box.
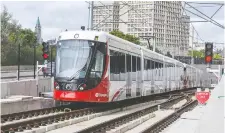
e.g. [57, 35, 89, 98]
[158, 105, 161, 111]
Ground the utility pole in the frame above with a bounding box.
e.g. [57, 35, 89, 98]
[152, 36, 155, 52]
[50, 46, 53, 77]
[191, 26, 194, 64]
[34, 44, 36, 79]
[88, 2, 90, 30]
[163, 11, 167, 55]
[90, 1, 94, 30]
[17, 39, 21, 81]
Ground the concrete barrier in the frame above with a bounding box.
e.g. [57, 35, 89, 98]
[1, 77, 53, 99]
[1, 96, 54, 115]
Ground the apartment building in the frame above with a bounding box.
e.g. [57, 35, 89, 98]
[92, 1, 190, 56]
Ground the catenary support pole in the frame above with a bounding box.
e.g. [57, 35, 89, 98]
[90, 1, 94, 30]
[17, 41, 20, 81]
[34, 45, 36, 79]
[51, 46, 53, 77]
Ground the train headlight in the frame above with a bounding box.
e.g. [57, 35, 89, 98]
[65, 83, 73, 90]
[54, 82, 60, 90]
[79, 86, 84, 90]
[78, 84, 86, 91]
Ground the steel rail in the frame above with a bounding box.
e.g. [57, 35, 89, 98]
[1, 108, 97, 133]
[1, 104, 78, 123]
[141, 100, 197, 133]
[1, 88, 196, 133]
[77, 95, 190, 133]
[1, 88, 195, 123]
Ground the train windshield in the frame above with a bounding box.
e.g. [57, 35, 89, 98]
[55, 40, 93, 79]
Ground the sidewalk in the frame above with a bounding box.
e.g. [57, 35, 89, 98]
[162, 75, 224, 133]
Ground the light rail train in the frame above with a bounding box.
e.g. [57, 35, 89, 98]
[53, 30, 202, 103]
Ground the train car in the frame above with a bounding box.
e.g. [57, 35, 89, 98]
[53, 30, 202, 103]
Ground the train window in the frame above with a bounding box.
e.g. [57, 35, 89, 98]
[160, 63, 163, 68]
[90, 50, 104, 78]
[126, 54, 131, 72]
[144, 59, 148, 70]
[119, 53, 125, 74]
[152, 61, 155, 69]
[86, 43, 106, 89]
[147, 60, 151, 70]
[132, 56, 137, 72]
[150, 60, 154, 69]
[110, 50, 118, 74]
[155, 62, 158, 69]
[137, 57, 141, 71]
[110, 50, 125, 81]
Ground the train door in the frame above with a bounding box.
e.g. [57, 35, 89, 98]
[136, 56, 142, 97]
[126, 54, 132, 98]
[150, 60, 154, 93]
[163, 58, 166, 91]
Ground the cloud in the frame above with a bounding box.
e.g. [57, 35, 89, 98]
[184, 2, 224, 43]
[2, 1, 89, 41]
[1, 1, 224, 44]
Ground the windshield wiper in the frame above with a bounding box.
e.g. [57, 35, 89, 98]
[69, 68, 83, 81]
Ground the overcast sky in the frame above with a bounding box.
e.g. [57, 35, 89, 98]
[1, 1, 224, 47]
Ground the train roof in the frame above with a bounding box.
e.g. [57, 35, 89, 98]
[58, 30, 200, 70]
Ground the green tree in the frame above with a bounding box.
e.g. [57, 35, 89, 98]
[188, 49, 222, 59]
[213, 53, 222, 59]
[109, 30, 140, 44]
[166, 51, 172, 58]
[109, 30, 165, 54]
[1, 5, 45, 66]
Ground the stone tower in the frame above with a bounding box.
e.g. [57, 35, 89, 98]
[35, 17, 42, 44]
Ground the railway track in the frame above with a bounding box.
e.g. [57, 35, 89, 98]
[1, 88, 196, 133]
[141, 100, 197, 133]
[1, 89, 194, 124]
[1, 105, 75, 123]
[76, 94, 191, 133]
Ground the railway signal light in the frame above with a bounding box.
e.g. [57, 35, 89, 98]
[205, 42, 213, 64]
[42, 42, 49, 60]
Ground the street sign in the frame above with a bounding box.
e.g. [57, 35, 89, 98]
[195, 91, 210, 104]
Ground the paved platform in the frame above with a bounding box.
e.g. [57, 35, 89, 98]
[162, 75, 225, 133]
[1, 95, 54, 115]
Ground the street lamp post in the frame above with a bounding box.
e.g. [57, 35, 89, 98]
[50, 45, 53, 77]
[17, 40, 21, 81]
[34, 44, 36, 79]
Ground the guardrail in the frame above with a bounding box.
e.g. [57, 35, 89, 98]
[1, 65, 34, 71]
[1, 70, 33, 73]
[1, 75, 44, 79]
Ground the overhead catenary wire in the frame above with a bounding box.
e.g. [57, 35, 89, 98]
[186, 2, 224, 5]
[87, 1, 223, 53]
[185, 2, 224, 29]
[93, 1, 144, 32]
[210, 4, 223, 19]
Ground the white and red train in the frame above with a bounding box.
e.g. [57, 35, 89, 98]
[53, 30, 202, 103]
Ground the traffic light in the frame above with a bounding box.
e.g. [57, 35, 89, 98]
[42, 42, 49, 59]
[205, 42, 213, 64]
